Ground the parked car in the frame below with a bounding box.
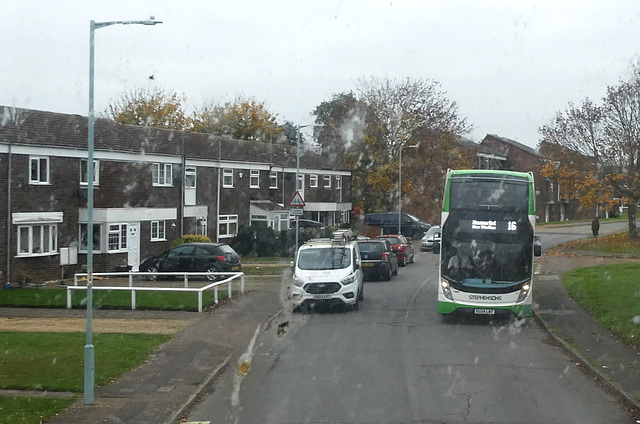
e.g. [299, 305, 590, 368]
[357, 239, 398, 281]
[364, 212, 430, 240]
[140, 242, 242, 281]
[421, 225, 441, 252]
[375, 234, 414, 266]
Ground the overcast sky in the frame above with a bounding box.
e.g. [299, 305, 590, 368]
[3, 0, 640, 148]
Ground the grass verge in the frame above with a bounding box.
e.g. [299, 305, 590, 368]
[0, 332, 170, 392]
[562, 231, 640, 255]
[0, 397, 76, 424]
[563, 263, 640, 349]
[0, 288, 228, 310]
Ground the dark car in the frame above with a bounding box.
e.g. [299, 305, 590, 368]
[140, 242, 242, 281]
[375, 234, 414, 266]
[357, 239, 399, 281]
[364, 212, 430, 240]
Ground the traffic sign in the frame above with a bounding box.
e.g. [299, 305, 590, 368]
[289, 191, 306, 207]
[290, 207, 304, 216]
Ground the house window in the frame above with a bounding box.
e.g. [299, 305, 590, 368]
[279, 213, 289, 231]
[250, 170, 260, 188]
[17, 224, 57, 256]
[251, 214, 268, 228]
[80, 159, 99, 185]
[185, 167, 196, 188]
[323, 175, 332, 188]
[152, 163, 173, 186]
[79, 223, 101, 253]
[223, 169, 234, 188]
[336, 175, 342, 189]
[151, 221, 166, 241]
[108, 223, 128, 252]
[310, 174, 318, 188]
[269, 171, 278, 189]
[297, 174, 304, 190]
[218, 214, 238, 238]
[29, 156, 49, 184]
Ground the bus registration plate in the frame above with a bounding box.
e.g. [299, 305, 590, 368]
[474, 309, 495, 315]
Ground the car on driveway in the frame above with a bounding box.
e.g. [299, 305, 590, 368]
[357, 239, 398, 281]
[140, 242, 242, 281]
[421, 225, 441, 252]
[375, 234, 414, 266]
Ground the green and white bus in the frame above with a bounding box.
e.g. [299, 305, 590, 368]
[433, 169, 541, 318]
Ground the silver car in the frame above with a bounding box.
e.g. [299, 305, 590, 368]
[421, 226, 441, 252]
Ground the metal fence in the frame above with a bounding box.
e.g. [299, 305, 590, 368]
[69, 271, 245, 312]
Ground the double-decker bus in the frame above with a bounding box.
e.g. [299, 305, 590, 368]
[433, 169, 541, 318]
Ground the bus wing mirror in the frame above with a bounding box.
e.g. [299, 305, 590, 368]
[433, 241, 440, 254]
[534, 236, 542, 257]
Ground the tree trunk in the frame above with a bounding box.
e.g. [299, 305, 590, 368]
[628, 202, 638, 239]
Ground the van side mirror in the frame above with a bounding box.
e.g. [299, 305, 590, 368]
[433, 241, 440, 254]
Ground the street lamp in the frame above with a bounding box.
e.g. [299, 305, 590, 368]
[294, 124, 324, 255]
[85, 17, 162, 405]
[398, 144, 418, 234]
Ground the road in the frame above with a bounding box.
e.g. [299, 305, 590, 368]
[186, 222, 634, 423]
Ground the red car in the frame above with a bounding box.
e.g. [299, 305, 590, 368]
[375, 234, 414, 266]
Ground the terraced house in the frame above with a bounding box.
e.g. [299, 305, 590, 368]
[0, 106, 352, 284]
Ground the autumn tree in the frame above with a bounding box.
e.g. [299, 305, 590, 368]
[539, 60, 640, 238]
[192, 97, 282, 142]
[105, 88, 191, 131]
[314, 78, 472, 218]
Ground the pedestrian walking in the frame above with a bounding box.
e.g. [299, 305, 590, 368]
[591, 216, 600, 238]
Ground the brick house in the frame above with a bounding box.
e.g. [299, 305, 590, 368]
[479, 134, 593, 223]
[0, 106, 352, 283]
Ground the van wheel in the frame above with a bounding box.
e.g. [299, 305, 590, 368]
[358, 284, 364, 301]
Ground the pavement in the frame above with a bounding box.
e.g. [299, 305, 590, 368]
[1, 232, 639, 422]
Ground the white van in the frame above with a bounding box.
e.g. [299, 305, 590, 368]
[290, 230, 364, 311]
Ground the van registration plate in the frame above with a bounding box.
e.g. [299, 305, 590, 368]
[474, 309, 495, 315]
[313, 294, 332, 300]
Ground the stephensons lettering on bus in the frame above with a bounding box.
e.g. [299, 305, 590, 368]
[469, 295, 503, 301]
[471, 220, 497, 230]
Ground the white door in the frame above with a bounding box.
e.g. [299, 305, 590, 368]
[127, 223, 140, 271]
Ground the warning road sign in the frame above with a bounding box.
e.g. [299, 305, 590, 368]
[289, 191, 306, 207]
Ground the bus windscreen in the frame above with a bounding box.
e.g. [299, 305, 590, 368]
[449, 177, 529, 212]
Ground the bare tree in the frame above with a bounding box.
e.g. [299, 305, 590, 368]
[356, 76, 471, 157]
[540, 60, 640, 238]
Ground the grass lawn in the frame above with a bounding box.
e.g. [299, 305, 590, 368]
[0, 397, 76, 424]
[0, 332, 170, 392]
[0, 288, 228, 310]
[563, 263, 640, 349]
[563, 231, 640, 255]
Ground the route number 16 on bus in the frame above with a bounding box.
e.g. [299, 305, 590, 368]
[432, 169, 542, 318]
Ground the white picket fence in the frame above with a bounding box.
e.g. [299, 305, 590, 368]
[69, 271, 245, 312]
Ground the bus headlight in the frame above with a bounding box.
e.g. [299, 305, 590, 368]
[517, 282, 531, 303]
[441, 280, 453, 301]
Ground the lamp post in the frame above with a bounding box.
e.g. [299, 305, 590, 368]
[398, 144, 418, 234]
[85, 17, 161, 405]
[294, 124, 324, 255]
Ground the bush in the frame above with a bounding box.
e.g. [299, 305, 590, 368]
[172, 234, 211, 247]
[234, 225, 255, 256]
[255, 227, 278, 257]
